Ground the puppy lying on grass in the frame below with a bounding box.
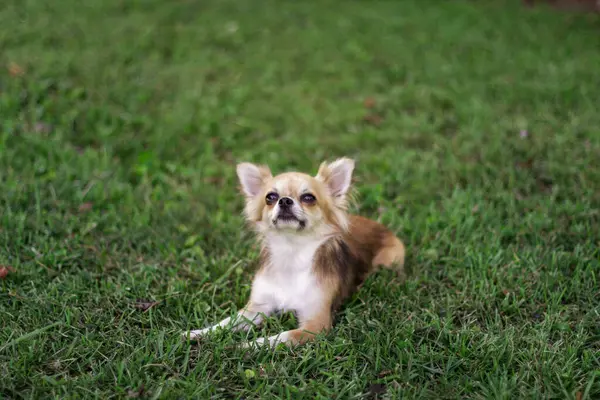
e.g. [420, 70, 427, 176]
[183, 158, 405, 348]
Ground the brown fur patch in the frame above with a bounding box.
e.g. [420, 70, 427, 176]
[313, 237, 369, 311]
[313, 215, 406, 310]
[372, 235, 405, 268]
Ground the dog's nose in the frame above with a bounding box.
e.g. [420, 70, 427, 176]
[278, 197, 294, 207]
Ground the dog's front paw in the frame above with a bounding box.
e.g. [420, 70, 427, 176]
[239, 332, 290, 349]
[182, 327, 212, 341]
[239, 336, 266, 349]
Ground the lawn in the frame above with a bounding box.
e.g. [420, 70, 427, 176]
[1, 0, 599, 398]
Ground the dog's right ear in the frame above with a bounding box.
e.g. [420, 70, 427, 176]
[236, 162, 272, 197]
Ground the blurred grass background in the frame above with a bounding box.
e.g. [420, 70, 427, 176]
[1, 0, 599, 398]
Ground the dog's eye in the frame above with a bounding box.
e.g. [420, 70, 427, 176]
[265, 192, 279, 205]
[300, 193, 316, 204]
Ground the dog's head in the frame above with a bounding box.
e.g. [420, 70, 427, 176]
[236, 158, 355, 236]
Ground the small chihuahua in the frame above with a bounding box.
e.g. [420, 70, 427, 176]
[183, 158, 405, 348]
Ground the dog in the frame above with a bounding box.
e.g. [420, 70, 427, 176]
[183, 158, 405, 348]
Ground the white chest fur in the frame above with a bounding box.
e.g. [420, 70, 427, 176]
[250, 234, 327, 320]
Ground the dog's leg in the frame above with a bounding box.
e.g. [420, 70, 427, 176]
[183, 302, 271, 340]
[241, 306, 332, 348]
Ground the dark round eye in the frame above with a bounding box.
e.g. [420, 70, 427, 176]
[300, 193, 316, 204]
[265, 192, 279, 205]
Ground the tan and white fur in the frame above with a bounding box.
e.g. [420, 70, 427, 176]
[182, 158, 405, 348]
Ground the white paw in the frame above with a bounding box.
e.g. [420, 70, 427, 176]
[182, 327, 212, 341]
[239, 336, 265, 349]
[240, 332, 289, 349]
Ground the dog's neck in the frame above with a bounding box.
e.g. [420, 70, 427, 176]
[260, 228, 335, 272]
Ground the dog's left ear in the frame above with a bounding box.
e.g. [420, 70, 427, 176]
[316, 157, 355, 197]
[236, 162, 272, 197]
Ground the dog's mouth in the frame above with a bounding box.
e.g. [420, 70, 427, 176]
[273, 212, 306, 229]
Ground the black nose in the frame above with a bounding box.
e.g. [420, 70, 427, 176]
[278, 197, 294, 207]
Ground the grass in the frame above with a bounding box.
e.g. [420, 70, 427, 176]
[1, 0, 599, 398]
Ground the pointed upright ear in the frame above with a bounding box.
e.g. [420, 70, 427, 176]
[236, 162, 272, 197]
[316, 157, 355, 197]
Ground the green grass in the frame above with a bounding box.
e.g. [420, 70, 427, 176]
[1, 0, 599, 398]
